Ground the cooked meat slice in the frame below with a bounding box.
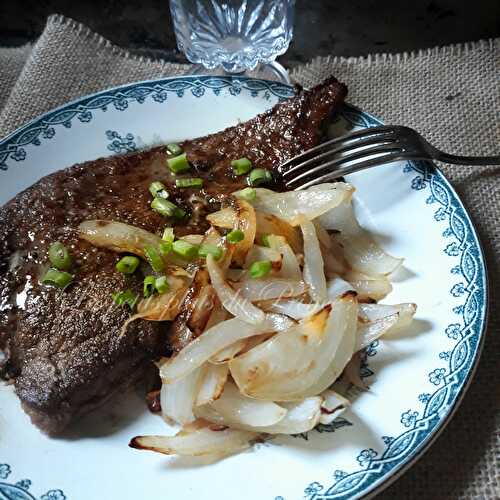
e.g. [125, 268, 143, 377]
[0, 77, 347, 435]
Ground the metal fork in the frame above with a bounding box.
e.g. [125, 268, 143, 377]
[282, 125, 500, 190]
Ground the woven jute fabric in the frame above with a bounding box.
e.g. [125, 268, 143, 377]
[0, 14, 498, 500]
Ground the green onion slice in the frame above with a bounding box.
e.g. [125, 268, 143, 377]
[167, 143, 183, 156]
[42, 268, 73, 288]
[249, 168, 273, 186]
[112, 289, 138, 310]
[227, 229, 245, 244]
[149, 181, 168, 198]
[174, 207, 187, 219]
[175, 177, 203, 189]
[159, 241, 173, 256]
[249, 260, 272, 279]
[234, 187, 256, 201]
[144, 245, 165, 272]
[167, 152, 190, 173]
[116, 255, 140, 274]
[162, 227, 175, 243]
[198, 244, 223, 260]
[48, 242, 72, 270]
[231, 157, 252, 175]
[143, 275, 156, 298]
[172, 240, 199, 260]
[261, 234, 272, 247]
[151, 198, 178, 217]
[155, 276, 170, 294]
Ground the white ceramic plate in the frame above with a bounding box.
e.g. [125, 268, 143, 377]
[0, 76, 487, 500]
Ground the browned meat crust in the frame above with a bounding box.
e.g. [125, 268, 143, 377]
[0, 77, 347, 435]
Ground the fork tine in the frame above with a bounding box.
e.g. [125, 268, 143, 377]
[285, 144, 402, 187]
[282, 134, 396, 178]
[292, 152, 430, 190]
[280, 126, 397, 172]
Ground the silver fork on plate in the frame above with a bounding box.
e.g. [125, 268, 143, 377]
[282, 125, 500, 190]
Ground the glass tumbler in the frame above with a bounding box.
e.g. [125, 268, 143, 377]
[169, 0, 295, 83]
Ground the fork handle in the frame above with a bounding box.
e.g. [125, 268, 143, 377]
[433, 151, 500, 166]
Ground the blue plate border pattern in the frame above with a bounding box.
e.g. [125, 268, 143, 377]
[0, 76, 487, 500]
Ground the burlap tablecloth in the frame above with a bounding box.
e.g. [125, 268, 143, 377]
[0, 14, 498, 500]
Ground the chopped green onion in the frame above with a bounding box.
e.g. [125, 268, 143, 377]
[149, 181, 168, 198]
[151, 198, 178, 217]
[167, 143, 183, 156]
[42, 268, 73, 288]
[231, 157, 252, 175]
[144, 245, 165, 272]
[174, 207, 187, 219]
[112, 289, 138, 310]
[175, 177, 203, 189]
[162, 227, 175, 243]
[155, 276, 170, 294]
[249, 168, 273, 186]
[227, 229, 244, 244]
[159, 241, 173, 256]
[249, 260, 272, 279]
[261, 234, 272, 247]
[167, 152, 190, 173]
[198, 244, 223, 260]
[234, 187, 256, 201]
[172, 240, 199, 260]
[143, 275, 156, 298]
[116, 255, 140, 274]
[48, 242, 72, 270]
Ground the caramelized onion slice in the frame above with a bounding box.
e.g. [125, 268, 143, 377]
[195, 364, 229, 406]
[130, 426, 261, 457]
[159, 313, 293, 383]
[300, 218, 327, 303]
[319, 198, 403, 276]
[206, 382, 287, 427]
[255, 211, 302, 254]
[251, 183, 353, 224]
[229, 293, 358, 401]
[196, 396, 323, 435]
[232, 278, 307, 302]
[319, 390, 350, 424]
[206, 254, 265, 324]
[160, 366, 203, 425]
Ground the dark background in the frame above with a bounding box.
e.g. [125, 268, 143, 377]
[1, 0, 499, 66]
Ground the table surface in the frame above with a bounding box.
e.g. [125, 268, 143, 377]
[1, 0, 499, 65]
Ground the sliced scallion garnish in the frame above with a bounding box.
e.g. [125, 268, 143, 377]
[162, 227, 175, 243]
[159, 241, 173, 256]
[151, 198, 178, 217]
[227, 229, 245, 244]
[172, 240, 199, 260]
[167, 143, 183, 156]
[234, 187, 256, 201]
[231, 157, 252, 175]
[175, 177, 203, 189]
[167, 152, 190, 173]
[116, 255, 140, 274]
[112, 289, 138, 310]
[143, 275, 156, 298]
[155, 276, 169, 294]
[249, 168, 273, 186]
[198, 244, 223, 260]
[48, 242, 72, 270]
[261, 234, 272, 247]
[149, 181, 168, 198]
[249, 260, 272, 279]
[42, 268, 73, 288]
[144, 245, 165, 272]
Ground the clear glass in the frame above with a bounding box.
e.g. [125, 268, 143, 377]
[169, 0, 295, 82]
